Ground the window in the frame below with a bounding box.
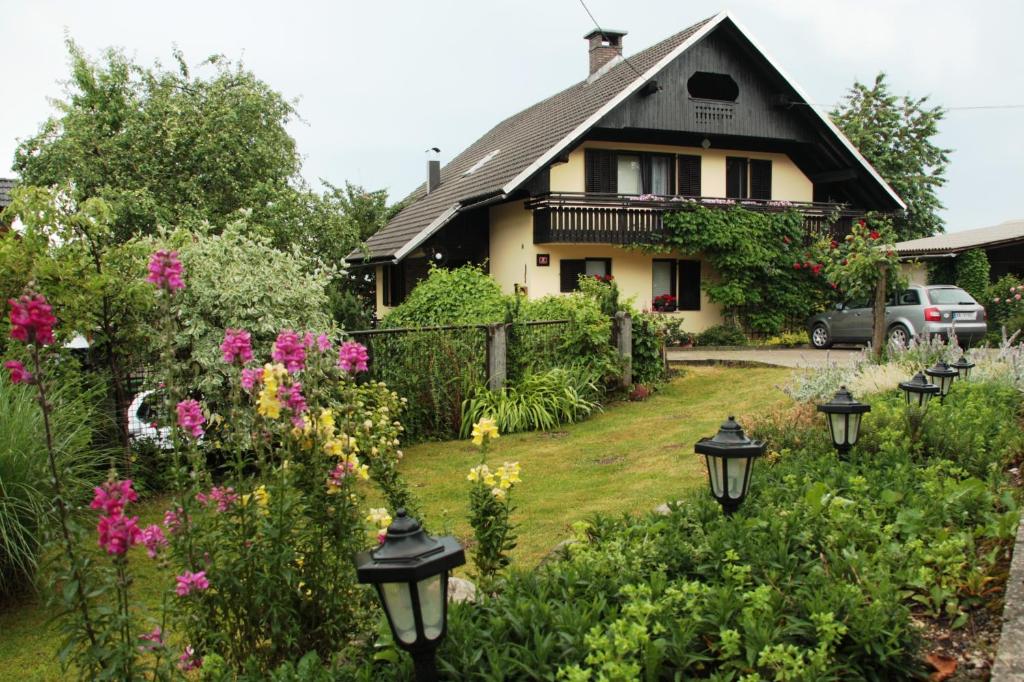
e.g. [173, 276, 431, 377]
[650, 259, 701, 311]
[686, 72, 739, 101]
[896, 290, 921, 306]
[678, 155, 701, 196]
[928, 287, 976, 305]
[585, 149, 680, 196]
[726, 157, 772, 200]
[560, 258, 612, 292]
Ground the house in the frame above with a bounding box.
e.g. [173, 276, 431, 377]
[0, 178, 15, 229]
[897, 219, 1024, 284]
[350, 11, 904, 330]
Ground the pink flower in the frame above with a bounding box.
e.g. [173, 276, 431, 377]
[220, 328, 253, 365]
[90, 479, 139, 516]
[1017, 294, 1022, 301]
[272, 330, 306, 373]
[195, 486, 238, 512]
[138, 627, 163, 652]
[97, 513, 143, 555]
[141, 524, 168, 559]
[377, 530, 387, 545]
[278, 382, 307, 417]
[994, 298, 1001, 303]
[8, 294, 57, 346]
[175, 570, 210, 597]
[316, 333, 332, 352]
[146, 250, 185, 291]
[4, 360, 31, 384]
[163, 507, 184, 534]
[178, 645, 202, 671]
[337, 341, 369, 373]
[176, 399, 205, 439]
[241, 367, 263, 391]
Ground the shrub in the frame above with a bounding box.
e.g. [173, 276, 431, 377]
[760, 330, 809, 347]
[516, 293, 617, 382]
[383, 264, 507, 327]
[631, 313, 666, 385]
[695, 323, 747, 347]
[656, 316, 692, 347]
[954, 249, 990, 303]
[460, 367, 600, 437]
[0, 374, 108, 600]
[984, 274, 1024, 340]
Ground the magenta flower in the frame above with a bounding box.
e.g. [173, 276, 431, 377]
[175, 570, 210, 597]
[90, 479, 139, 516]
[178, 645, 202, 671]
[146, 250, 185, 291]
[195, 486, 238, 512]
[337, 341, 369, 373]
[272, 330, 306, 373]
[141, 524, 168, 559]
[241, 367, 263, 391]
[8, 294, 57, 346]
[220, 328, 253, 364]
[176, 399, 205, 439]
[316, 333, 332, 352]
[97, 513, 143, 555]
[4, 360, 31, 384]
[278, 382, 308, 418]
[138, 627, 163, 652]
[163, 507, 184, 534]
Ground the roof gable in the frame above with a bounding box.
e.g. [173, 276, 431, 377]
[896, 219, 1024, 256]
[355, 11, 903, 264]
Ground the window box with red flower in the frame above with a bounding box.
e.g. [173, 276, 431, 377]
[653, 293, 678, 312]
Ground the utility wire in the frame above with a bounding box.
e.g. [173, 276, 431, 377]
[578, 0, 646, 79]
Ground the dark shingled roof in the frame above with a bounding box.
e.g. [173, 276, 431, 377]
[0, 178, 15, 209]
[355, 15, 717, 263]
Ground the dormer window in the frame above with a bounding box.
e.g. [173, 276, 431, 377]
[687, 72, 739, 101]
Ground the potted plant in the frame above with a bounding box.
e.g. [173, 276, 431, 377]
[653, 293, 678, 312]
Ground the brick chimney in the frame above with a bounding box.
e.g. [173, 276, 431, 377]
[584, 28, 627, 77]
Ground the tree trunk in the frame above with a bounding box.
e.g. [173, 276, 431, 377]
[872, 264, 888, 361]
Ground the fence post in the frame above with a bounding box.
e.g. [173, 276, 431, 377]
[486, 323, 508, 391]
[613, 312, 632, 389]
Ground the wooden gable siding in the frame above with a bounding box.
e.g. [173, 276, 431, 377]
[597, 27, 813, 144]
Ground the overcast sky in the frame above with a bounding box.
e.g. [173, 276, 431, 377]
[2, 0, 1022, 233]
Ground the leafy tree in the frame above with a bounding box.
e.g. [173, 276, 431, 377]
[831, 73, 950, 241]
[954, 249, 990, 303]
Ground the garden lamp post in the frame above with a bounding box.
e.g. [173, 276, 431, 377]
[695, 416, 766, 516]
[924, 361, 958, 403]
[355, 509, 465, 682]
[951, 354, 975, 380]
[898, 372, 940, 408]
[816, 386, 871, 459]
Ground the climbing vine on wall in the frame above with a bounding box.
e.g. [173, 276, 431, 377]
[651, 206, 831, 334]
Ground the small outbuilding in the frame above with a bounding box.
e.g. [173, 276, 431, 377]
[896, 219, 1024, 284]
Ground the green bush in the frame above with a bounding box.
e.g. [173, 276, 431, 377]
[460, 367, 600, 436]
[383, 264, 507, 327]
[954, 249, 990, 303]
[760, 330, 809, 347]
[631, 313, 666, 385]
[359, 379, 1019, 680]
[984, 274, 1024, 341]
[0, 374, 108, 600]
[515, 293, 617, 383]
[695, 323, 747, 347]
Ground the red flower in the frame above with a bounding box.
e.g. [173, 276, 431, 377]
[857, 219, 866, 227]
[869, 231, 880, 240]
[830, 240, 838, 249]
[782, 236, 791, 244]
[841, 259, 848, 266]
[793, 262, 802, 270]
[811, 264, 823, 275]
[4, 360, 31, 384]
[8, 294, 57, 346]
[830, 282, 838, 289]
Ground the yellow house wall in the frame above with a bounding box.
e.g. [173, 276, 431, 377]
[549, 140, 813, 201]
[901, 261, 929, 286]
[489, 200, 724, 331]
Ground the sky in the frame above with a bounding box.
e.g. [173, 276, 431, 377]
[1, 0, 1022, 233]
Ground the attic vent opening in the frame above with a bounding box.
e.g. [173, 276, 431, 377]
[687, 72, 739, 102]
[463, 149, 500, 176]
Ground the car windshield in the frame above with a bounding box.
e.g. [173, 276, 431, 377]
[928, 288, 976, 305]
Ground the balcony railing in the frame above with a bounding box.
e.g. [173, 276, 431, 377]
[525, 192, 869, 245]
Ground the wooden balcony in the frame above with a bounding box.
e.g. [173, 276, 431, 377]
[525, 192, 869, 245]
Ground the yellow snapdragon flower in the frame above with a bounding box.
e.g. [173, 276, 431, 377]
[471, 417, 500, 446]
[241, 484, 271, 511]
[256, 363, 287, 419]
[366, 507, 393, 529]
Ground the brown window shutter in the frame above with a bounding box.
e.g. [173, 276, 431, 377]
[584, 149, 616, 193]
[678, 155, 701, 196]
[560, 259, 586, 292]
[677, 260, 701, 311]
[725, 157, 747, 198]
[750, 159, 772, 200]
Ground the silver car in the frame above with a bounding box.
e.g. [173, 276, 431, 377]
[807, 284, 988, 349]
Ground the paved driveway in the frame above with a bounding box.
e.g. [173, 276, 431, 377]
[666, 347, 863, 368]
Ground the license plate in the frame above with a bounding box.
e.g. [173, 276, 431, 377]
[953, 312, 976, 320]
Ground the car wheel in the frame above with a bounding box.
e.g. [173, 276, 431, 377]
[888, 324, 911, 348]
[810, 324, 832, 349]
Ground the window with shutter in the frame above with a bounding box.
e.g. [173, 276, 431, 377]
[560, 259, 586, 292]
[749, 159, 772, 200]
[678, 155, 701, 196]
[677, 260, 701, 311]
[725, 157, 748, 199]
[584, 149, 616, 193]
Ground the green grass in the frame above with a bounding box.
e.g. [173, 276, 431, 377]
[0, 365, 791, 680]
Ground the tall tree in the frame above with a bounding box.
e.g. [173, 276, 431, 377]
[831, 73, 950, 241]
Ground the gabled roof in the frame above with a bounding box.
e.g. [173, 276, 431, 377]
[354, 10, 904, 265]
[896, 219, 1024, 257]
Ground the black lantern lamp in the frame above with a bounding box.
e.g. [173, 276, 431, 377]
[694, 416, 766, 516]
[924, 361, 958, 402]
[951, 354, 975, 380]
[898, 372, 940, 408]
[355, 509, 465, 681]
[816, 386, 871, 459]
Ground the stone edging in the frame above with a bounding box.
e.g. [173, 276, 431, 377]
[668, 345, 811, 352]
[992, 512, 1024, 679]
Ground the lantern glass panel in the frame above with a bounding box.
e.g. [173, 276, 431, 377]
[941, 375, 954, 395]
[828, 412, 847, 446]
[381, 582, 417, 644]
[726, 457, 749, 499]
[847, 413, 862, 445]
[706, 455, 724, 496]
[417, 573, 445, 641]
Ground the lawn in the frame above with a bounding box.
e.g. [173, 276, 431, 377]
[0, 365, 792, 680]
